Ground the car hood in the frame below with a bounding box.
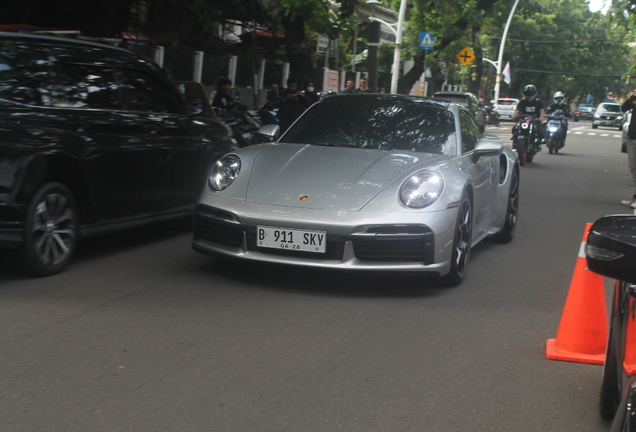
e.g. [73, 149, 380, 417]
[245, 144, 446, 211]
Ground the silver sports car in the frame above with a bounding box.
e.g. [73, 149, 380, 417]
[193, 94, 520, 285]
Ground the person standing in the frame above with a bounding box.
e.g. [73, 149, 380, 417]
[621, 90, 636, 208]
[266, 83, 281, 108]
[302, 81, 320, 109]
[278, 78, 304, 132]
[212, 77, 241, 111]
[356, 78, 373, 93]
[340, 79, 355, 94]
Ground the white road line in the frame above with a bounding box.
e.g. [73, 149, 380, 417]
[589, 133, 597, 135]
[601, 134, 609, 136]
[574, 132, 583, 134]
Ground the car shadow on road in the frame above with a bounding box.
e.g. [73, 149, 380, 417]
[196, 241, 491, 299]
[0, 218, 193, 279]
[72, 218, 193, 265]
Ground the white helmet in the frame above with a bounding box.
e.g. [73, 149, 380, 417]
[553, 91, 565, 103]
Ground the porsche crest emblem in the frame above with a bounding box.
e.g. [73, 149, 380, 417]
[299, 194, 309, 201]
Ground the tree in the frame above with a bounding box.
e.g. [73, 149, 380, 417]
[266, 0, 358, 83]
[393, 0, 501, 94]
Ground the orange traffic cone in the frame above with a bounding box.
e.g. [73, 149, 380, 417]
[545, 223, 608, 365]
[623, 295, 636, 376]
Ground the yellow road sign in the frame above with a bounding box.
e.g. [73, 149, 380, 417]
[456, 48, 475, 65]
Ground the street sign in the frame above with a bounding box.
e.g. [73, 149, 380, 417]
[456, 47, 475, 65]
[419, 32, 435, 51]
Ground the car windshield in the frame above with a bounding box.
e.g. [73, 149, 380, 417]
[601, 104, 620, 113]
[281, 99, 457, 155]
[497, 99, 517, 105]
[433, 94, 469, 107]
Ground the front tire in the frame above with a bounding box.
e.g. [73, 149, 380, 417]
[592, 124, 598, 129]
[21, 182, 78, 276]
[440, 194, 472, 286]
[547, 136, 557, 154]
[516, 137, 526, 166]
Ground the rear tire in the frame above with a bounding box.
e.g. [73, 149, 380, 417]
[20, 182, 78, 276]
[440, 194, 472, 286]
[592, 124, 598, 129]
[492, 167, 519, 243]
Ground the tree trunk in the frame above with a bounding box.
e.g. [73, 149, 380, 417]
[282, 16, 313, 84]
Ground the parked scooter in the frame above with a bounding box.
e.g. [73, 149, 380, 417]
[545, 113, 566, 154]
[216, 107, 265, 148]
[512, 114, 541, 166]
[486, 107, 501, 127]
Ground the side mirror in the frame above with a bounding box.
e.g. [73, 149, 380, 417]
[186, 96, 205, 116]
[586, 215, 636, 283]
[471, 140, 503, 162]
[258, 124, 280, 141]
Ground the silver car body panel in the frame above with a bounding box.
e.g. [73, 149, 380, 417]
[193, 96, 518, 276]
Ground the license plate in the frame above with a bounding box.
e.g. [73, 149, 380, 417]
[257, 226, 327, 253]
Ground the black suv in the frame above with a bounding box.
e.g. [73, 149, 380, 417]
[432, 91, 487, 133]
[0, 33, 235, 275]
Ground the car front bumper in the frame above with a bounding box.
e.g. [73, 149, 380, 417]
[593, 118, 622, 127]
[192, 196, 458, 275]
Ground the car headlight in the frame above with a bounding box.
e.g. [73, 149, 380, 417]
[594, 113, 601, 118]
[399, 171, 444, 208]
[209, 154, 241, 191]
[617, 115, 624, 121]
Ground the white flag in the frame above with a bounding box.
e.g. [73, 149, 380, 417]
[503, 61, 511, 84]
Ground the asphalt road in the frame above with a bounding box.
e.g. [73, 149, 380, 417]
[1, 121, 633, 432]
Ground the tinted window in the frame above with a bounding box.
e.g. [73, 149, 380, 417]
[459, 110, 479, 153]
[601, 104, 620, 113]
[53, 63, 121, 110]
[119, 69, 180, 113]
[282, 99, 457, 155]
[0, 41, 54, 106]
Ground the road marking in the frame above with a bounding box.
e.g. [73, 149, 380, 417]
[589, 133, 596, 135]
[574, 132, 583, 134]
[601, 134, 609, 136]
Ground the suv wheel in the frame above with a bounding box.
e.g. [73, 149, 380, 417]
[21, 182, 78, 276]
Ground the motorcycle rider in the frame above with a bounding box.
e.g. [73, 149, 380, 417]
[511, 84, 546, 149]
[212, 77, 242, 112]
[545, 91, 571, 147]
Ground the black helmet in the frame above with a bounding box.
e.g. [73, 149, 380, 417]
[523, 84, 537, 101]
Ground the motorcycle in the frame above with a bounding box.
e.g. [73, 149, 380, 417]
[545, 113, 566, 154]
[486, 107, 501, 127]
[512, 114, 541, 166]
[216, 107, 265, 148]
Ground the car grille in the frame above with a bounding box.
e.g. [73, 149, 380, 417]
[352, 227, 434, 263]
[195, 207, 435, 265]
[601, 115, 617, 120]
[194, 207, 243, 247]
